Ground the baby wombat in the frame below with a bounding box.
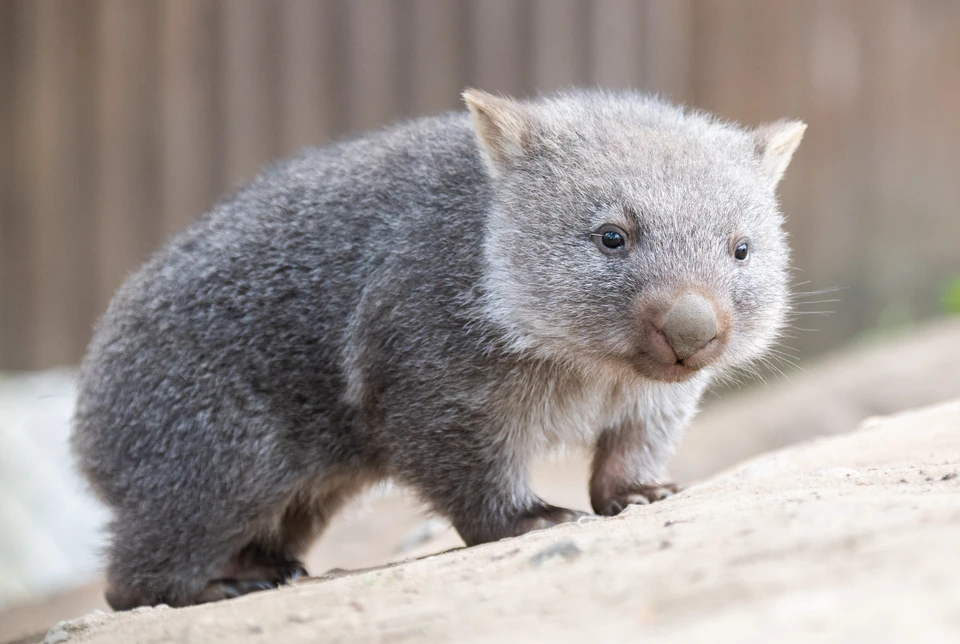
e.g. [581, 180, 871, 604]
[72, 89, 805, 609]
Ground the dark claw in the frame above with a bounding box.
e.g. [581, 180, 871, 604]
[281, 562, 308, 583]
[236, 579, 278, 593]
[195, 578, 277, 604]
[594, 482, 681, 516]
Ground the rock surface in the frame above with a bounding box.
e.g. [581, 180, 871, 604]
[34, 399, 960, 643]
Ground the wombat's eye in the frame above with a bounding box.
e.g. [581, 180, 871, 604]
[592, 225, 629, 255]
[734, 240, 750, 261]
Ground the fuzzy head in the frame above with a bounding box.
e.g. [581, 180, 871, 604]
[464, 89, 805, 383]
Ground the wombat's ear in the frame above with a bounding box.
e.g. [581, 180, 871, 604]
[753, 120, 807, 187]
[462, 89, 531, 170]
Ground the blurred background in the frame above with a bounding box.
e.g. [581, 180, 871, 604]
[1, 0, 959, 640]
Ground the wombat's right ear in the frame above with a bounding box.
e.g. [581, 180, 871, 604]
[463, 89, 531, 171]
[753, 120, 807, 187]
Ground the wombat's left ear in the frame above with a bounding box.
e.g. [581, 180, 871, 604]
[463, 89, 531, 172]
[753, 120, 807, 187]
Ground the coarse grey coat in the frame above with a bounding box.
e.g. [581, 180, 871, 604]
[72, 89, 805, 609]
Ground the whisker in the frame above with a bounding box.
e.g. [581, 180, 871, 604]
[791, 299, 841, 306]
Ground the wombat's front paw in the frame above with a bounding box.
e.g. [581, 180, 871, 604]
[218, 551, 308, 586]
[193, 578, 278, 604]
[250, 559, 307, 585]
[594, 482, 680, 516]
[517, 504, 591, 534]
[191, 559, 307, 605]
[457, 503, 591, 546]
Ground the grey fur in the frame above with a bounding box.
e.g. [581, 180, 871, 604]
[71, 89, 804, 609]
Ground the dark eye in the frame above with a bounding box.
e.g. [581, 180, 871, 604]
[602, 231, 624, 249]
[734, 240, 749, 261]
[593, 225, 629, 255]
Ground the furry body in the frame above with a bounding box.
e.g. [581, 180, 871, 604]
[72, 90, 804, 608]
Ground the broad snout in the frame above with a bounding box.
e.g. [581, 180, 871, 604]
[660, 293, 718, 360]
[633, 291, 728, 381]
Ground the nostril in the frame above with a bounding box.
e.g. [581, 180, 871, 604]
[660, 294, 719, 361]
[675, 336, 718, 365]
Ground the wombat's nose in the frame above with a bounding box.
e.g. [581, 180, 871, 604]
[660, 294, 718, 360]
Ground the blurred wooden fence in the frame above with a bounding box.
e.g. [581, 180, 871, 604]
[1, 0, 959, 370]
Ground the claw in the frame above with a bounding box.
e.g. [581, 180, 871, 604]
[595, 482, 680, 516]
[195, 578, 277, 604]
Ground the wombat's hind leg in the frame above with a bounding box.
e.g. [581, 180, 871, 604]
[104, 473, 366, 609]
[193, 477, 363, 603]
[103, 532, 304, 609]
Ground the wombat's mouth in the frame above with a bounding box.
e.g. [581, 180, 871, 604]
[629, 353, 712, 383]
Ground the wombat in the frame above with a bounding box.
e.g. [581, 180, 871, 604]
[72, 89, 805, 609]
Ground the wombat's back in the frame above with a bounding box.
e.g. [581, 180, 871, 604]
[72, 111, 490, 506]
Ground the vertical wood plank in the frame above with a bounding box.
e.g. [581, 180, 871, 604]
[465, 0, 530, 96]
[787, 0, 871, 350]
[738, 0, 808, 123]
[644, 0, 695, 102]
[888, 2, 960, 283]
[220, 0, 281, 187]
[922, 2, 960, 283]
[803, 0, 865, 273]
[0, 0, 29, 368]
[343, 0, 402, 132]
[861, 0, 960, 325]
[70, 3, 100, 363]
[278, 0, 341, 154]
[860, 0, 909, 328]
[590, 0, 646, 89]
[159, 0, 221, 238]
[406, 0, 466, 115]
[16, 0, 98, 367]
[690, 0, 749, 117]
[530, 0, 590, 92]
[95, 0, 161, 316]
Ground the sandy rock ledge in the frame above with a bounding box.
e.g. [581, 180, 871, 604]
[41, 399, 960, 643]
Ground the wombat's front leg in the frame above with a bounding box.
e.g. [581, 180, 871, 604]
[409, 443, 588, 546]
[451, 483, 590, 546]
[589, 423, 683, 516]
